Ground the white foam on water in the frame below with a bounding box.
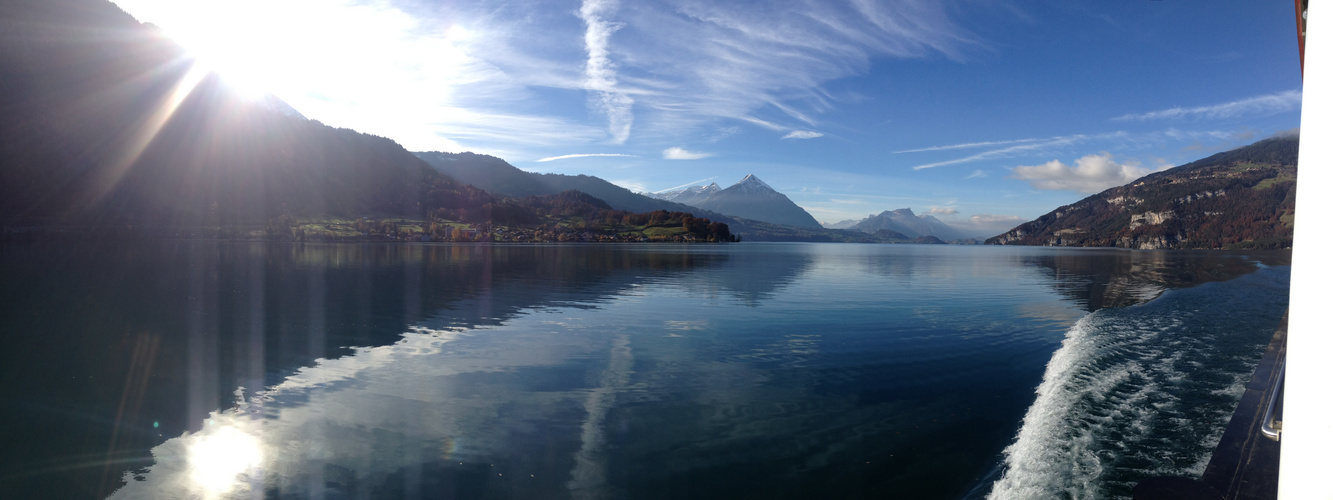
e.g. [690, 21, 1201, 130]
[986, 291, 1279, 500]
[987, 310, 1187, 500]
[984, 267, 1288, 500]
[987, 313, 1107, 500]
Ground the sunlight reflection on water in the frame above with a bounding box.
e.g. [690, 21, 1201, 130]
[188, 424, 263, 498]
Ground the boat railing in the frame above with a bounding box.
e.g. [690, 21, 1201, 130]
[1260, 357, 1285, 441]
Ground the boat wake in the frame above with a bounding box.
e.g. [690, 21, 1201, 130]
[986, 268, 1289, 500]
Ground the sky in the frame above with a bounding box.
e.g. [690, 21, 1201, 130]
[111, 0, 1304, 236]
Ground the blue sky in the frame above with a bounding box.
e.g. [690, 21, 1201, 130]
[114, 0, 1303, 236]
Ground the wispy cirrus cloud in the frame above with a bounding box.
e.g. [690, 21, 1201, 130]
[663, 147, 713, 160]
[782, 130, 825, 140]
[580, 0, 635, 143]
[608, 0, 983, 137]
[910, 133, 1117, 170]
[900, 128, 1251, 171]
[895, 137, 1043, 153]
[1010, 152, 1167, 193]
[119, 0, 983, 157]
[1113, 90, 1302, 121]
[536, 153, 638, 162]
[705, 126, 741, 143]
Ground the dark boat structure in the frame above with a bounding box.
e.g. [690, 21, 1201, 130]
[1134, 2, 1305, 498]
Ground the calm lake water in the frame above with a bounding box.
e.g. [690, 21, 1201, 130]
[0, 242, 1290, 499]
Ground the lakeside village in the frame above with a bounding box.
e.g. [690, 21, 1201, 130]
[261, 210, 739, 243]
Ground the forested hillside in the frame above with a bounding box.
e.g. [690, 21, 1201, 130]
[988, 136, 1298, 249]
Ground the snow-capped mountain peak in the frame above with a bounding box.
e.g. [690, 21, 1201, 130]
[652, 182, 719, 201]
[728, 174, 775, 194]
[646, 174, 820, 228]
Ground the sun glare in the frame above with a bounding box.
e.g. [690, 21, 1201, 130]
[188, 424, 264, 497]
[117, 0, 299, 99]
[114, 0, 487, 150]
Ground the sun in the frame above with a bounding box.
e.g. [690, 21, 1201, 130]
[115, 0, 295, 99]
[186, 41, 280, 100]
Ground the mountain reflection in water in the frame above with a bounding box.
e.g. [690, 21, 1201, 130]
[0, 242, 1288, 499]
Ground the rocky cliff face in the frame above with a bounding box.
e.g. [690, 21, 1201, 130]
[986, 136, 1298, 250]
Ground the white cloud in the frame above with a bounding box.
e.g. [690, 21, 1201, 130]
[609, 179, 649, 193]
[663, 147, 713, 160]
[1114, 90, 1302, 121]
[964, 170, 986, 179]
[1274, 127, 1301, 138]
[954, 214, 1027, 237]
[926, 207, 958, 215]
[580, 0, 635, 143]
[969, 214, 1025, 225]
[782, 130, 825, 140]
[536, 153, 638, 162]
[1011, 152, 1165, 193]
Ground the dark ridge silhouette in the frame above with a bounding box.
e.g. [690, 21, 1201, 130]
[0, 0, 490, 227]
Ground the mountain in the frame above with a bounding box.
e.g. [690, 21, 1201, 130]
[822, 219, 860, 229]
[654, 183, 721, 206]
[846, 208, 965, 240]
[415, 151, 712, 215]
[416, 152, 901, 241]
[987, 136, 1298, 249]
[650, 175, 822, 228]
[0, 0, 494, 227]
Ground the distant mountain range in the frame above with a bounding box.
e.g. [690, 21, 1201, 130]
[649, 175, 822, 228]
[826, 208, 966, 241]
[823, 219, 860, 230]
[988, 136, 1298, 250]
[414, 151, 711, 215]
[415, 153, 830, 232]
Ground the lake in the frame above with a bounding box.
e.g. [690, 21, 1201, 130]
[0, 242, 1290, 499]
